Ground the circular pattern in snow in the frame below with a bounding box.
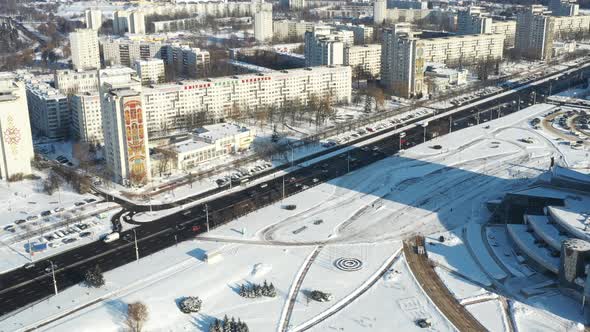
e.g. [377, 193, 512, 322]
[334, 257, 363, 272]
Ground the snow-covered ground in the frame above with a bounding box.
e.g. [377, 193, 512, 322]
[3, 103, 590, 331]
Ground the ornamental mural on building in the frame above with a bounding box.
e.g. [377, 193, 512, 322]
[123, 98, 148, 185]
[3, 115, 21, 156]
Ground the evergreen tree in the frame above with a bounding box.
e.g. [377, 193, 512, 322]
[268, 283, 277, 298]
[84, 264, 105, 288]
[223, 315, 231, 332]
[213, 319, 222, 332]
[230, 317, 237, 332]
[239, 284, 246, 297]
[262, 280, 269, 296]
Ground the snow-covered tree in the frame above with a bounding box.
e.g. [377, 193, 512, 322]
[179, 296, 202, 313]
[267, 283, 276, 298]
[223, 315, 231, 332]
[84, 264, 105, 288]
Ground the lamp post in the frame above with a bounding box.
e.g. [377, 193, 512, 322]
[205, 204, 210, 232]
[49, 261, 58, 295]
[133, 229, 139, 261]
[421, 122, 429, 143]
[399, 132, 406, 150]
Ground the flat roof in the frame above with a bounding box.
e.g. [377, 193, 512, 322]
[196, 123, 248, 141]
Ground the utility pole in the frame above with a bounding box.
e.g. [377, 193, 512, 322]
[422, 122, 428, 143]
[282, 176, 285, 200]
[399, 132, 406, 150]
[205, 204, 210, 232]
[133, 229, 139, 261]
[347, 151, 350, 173]
[449, 116, 452, 133]
[49, 261, 57, 295]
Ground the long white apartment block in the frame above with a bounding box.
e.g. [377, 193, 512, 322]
[70, 29, 101, 71]
[0, 73, 34, 179]
[139, 2, 271, 18]
[142, 66, 351, 136]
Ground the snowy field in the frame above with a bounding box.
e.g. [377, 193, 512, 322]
[2, 103, 590, 331]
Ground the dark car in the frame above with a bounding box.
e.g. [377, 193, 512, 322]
[15, 219, 27, 224]
[77, 223, 89, 230]
[84, 198, 97, 203]
[62, 238, 77, 244]
[41, 210, 52, 217]
[79, 231, 92, 238]
[74, 202, 86, 206]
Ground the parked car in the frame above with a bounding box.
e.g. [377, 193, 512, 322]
[62, 237, 77, 244]
[41, 210, 52, 217]
[15, 219, 27, 224]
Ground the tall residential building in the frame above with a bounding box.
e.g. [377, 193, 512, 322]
[549, 0, 579, 17]
[381, 23, 504, 98]
[254, 10, 273, 42]
[515, 5, 554, 60]
[101, 85, 150, 186]
[0, 73, 34, 179]
[71, 92, 102, 143]
[70, 29, 101, 71]
[164, 45, 210, 78]
[458, 7, 493, 35]
[85, 9, 103, 30]
[492, 21, 517, 48]
[113, 10, 145, 35]
[141, 66, 351, 135]
[334, 23, 374, 44]
[136, 58, 165, 85]
[25, 81, 70, 139]
[374, 0, 387, 25]
[304, 27, 354, 66]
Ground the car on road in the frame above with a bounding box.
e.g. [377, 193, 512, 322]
[4, 225, 15, 232]
[103, 232, 120, 243]
[312, 178, 319, 183]
[23, 262, 35, 269]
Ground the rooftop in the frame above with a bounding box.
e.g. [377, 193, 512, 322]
[195, 123, 249, 142]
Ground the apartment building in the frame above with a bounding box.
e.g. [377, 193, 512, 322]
[136, 58, 165, 85]
[151, 17, 202, 33]
[100, 37, 165, 67]
[113, 10, 145, 35]
[101, 84, 150, 186]
[0, 73, 34, 179]
[333, 23, 374, 44]
[161, 123, 256, 170]
[141, 66, 351, 135]
[344, 44, 382, 78]
[304, 27, 354, 66]
[273, 20, 321, 40]
[381, 23, 504, 98]
[549, 0, 579, 17]
[84, 9, 102, 30]
[165, 45, 210, 79]
[516, 6, 555, 60]
[457, 7, 493, 35]
[70, 29, 101, 71]
[254, 10, 273, 42]
[71, 92, 103, 144]
[289, 0, 305, 9]
[492, 21, 517, 48]
[54, 69, 100, 94]
[140, 2, 271, 19]
[25, 81, 70, 139]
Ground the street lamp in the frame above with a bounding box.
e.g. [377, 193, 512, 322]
[48, 260, 58, 295]
[399, 132, 406, 150]
[421, 122, 429, 143]
[204, 204, 210, 232]
[133, 229, 139, 261]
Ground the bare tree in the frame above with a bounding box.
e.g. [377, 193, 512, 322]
[125, 301, 149, 332]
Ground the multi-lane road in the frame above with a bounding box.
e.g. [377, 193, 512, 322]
[1, 61, 590, 319]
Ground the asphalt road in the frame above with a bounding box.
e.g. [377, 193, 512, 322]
[0, 63, 589, 318]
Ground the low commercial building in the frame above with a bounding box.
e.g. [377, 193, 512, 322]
[142, 66, 351, 135]
[135, 58, 165, 85]
[161, 123, 256, 170]
[25, 81, 70, 139]
[425, 65, 468, 94]
[0, 73, 34, 179]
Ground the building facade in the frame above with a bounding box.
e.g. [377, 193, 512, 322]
[136, 58, 166, 85]
[457, 7, 493, 35]
[254, 10, 273, 42]
[164, 45, 211, 79]
[101, 86, 151, 186]
[25, 81, 70, 139]
[113, 10, 145, 35]
[0, 73, 34, 179]
[492, 21, 517, 48]
[70, 29, 101, 71]
[549, 0, 579, 17]
[344, 44, 382, 78]
[71, 92, 103, 144]
[100, 37, 165, 67]
[84, 9, 102, 30]
[381, 23, 504, 98]
[304, 27, 353, 66]
[54, 69, 100, 95]
[387, 0, 428, 10]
